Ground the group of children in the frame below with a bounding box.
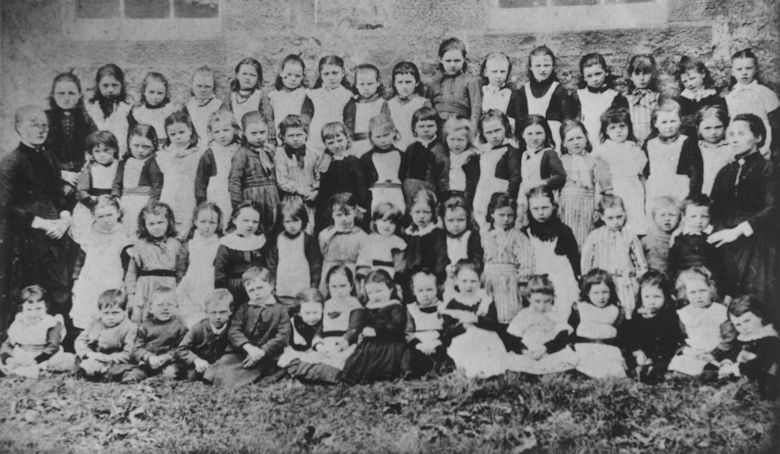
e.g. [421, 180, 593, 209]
[1, 39, 778, 398]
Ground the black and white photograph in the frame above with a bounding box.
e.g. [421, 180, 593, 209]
[0, 0, 778, 451]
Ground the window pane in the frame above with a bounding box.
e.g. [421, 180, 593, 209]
[499, 0, 548, 7]
[125, 0, 171, 18]
[174, 0, 219, 18]
[76, 0, 120, 18]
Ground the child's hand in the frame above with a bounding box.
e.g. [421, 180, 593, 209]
[633, 350, 650, 366]
[194, 358, 210, 374]
[718, 361, 740, 378]
[737, 350, 757, 364]
[88, 352, 109, 363]
[332, 338, 349, 352]
[148, 355, 166, 369]
[362, 327, 376, 338]
[242, 345, 265, 368]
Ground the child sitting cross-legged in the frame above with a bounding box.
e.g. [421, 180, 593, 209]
[406, 269, 456, 377]
[175, 289, 233, 381]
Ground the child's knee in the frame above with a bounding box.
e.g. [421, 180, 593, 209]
[161, 363, 184, 379]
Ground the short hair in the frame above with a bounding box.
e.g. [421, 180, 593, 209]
[240, 111, 269, 133]
[579, 269, 619, 307]
[207, 109, 241, 143]
[363, 268, 395, 293]
[227, 200, 263, 235]
[97, 289, 127, 311]
[527, 274, 555, 297]
[636, 269, 674, 314]
[600, 106, 637, 144]
[438, 37, 468, 72]
[696, 104, 729, 136]
[578, 53, 613, 89]
[649, 99, 682, 139]
[680, 194, 711, 216]
[516, 114, 555, 150]
[391, 61, 424, 96]
[205, 288, 233, 310]
[675, 266, 718, 304]
[411, 269, 437, 289]
[442, 117, 473, 145]
[329, 192, 358, 218]
[731, 113, 767, 149]
[626, 54, 658, 91]
[49, 71, 84, 110]
[190, 66, 217, 96]
[368, 114, 400, 143]
[559, 119, 593, 155]
[20, 285, 48, 310]
[127, 123, 159, 157]
[280, 197, 309, 230]
[139, 72, 170, 106]
[274, 54, 308, 90]
[231, 57, 263, 92]
[296, 288, 324, 305]
[453, 258, 482, 278]
[150, 286, 176, 304]
[85, 130, 119, 159]
[478, 109, 512, 143]
[648, 195, 680, 218]
[439, 191, 475, 230]
[411, 106, 439, 135]
[728, 294, 769, 324]
[321, 121, 349, 143]
[242, 266, 274, 286]
[352, 64, 386, 98]
[527, 45, 558, 82]
[14, 105, 47, 134]
[90, 195, 123, 224]
[675, 55, 715, 89]
[137, 201, 177, 240]
[480, 52, 513, 87]
[279, 114, 309, 137]
[164, 109, 199, 148]
[372, 202, 403, 226]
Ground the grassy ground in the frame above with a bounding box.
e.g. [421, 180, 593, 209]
[0, 371, 777, 453]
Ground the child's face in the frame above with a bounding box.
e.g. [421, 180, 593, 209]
[731, 57, 756, 86]
[731, 311, 765, 337]
[482, 118, 507, 147]
[355, 70, 380, 99]
[332, 207, 356, 230]
[150, 293, 177, 322]
[639, 285, 665, 316]
[456, 268, 481, 296]
[443, 207, 468, 237]
[237, 64, 259, 91]
[281, 61, 304, 90]
[299, 301, 323, 326]
[320, 64, 344, 90]
[583, 63, 606, 89]
[521, 124, 547, 151]
[492, 206, 516, 231]
[528, 293, 554, 313]
[144, 80, 166, 107]
[167, 122, 193, 148]
[365, 282, 392, 304]
[394, 73, 418, 100]
[680, 69, 704, 92]
[563, 127, 588, 155]
[283, 214, 303, 236]
[374, 217, 397, 237]
[446, 131, 469, 154]
[210, 121, 236, 147]
[413, 275, 438, 308]
[602, 206, 626, 232]
[682, 205, 710, 234]
[100, 306, 126, 328]
[410, 202, 433, 229]
[653, 206, 680, 233]
[530, 54, 554, 83]
[91, 143, 116, 166]
[528, 194, 554, 224]
[98, 75, 122, 99]
[606, 122, 629, 143]
[245, 277, 274, 304]
[588, 282, 611, 308]
[324, 133, 348, 155]
[654, 111, 681, 139]
[699, 116, 726, 144]
[17, 111, 49, 146]
[129, 135, 154, 160]
[192, 73, 215, 102]
[683, 277, 712, 309]
[94, 205, 120, 232]
[441, 50, 465, 75]
[327, 272, 353, 300]
[244, 121, 269, 147]
[631, 69, 652, 90]
[283, 126, 307, 149]
[195, 209, 220, 238]
[234, 208, 261, 237]
[727, 120, 760, 156]
[414, 120, 438, 142]
[145, 213, 169, 239]
[206, 300, 231, 329]
[484, 57, 509, 88]
[21, 299, 47, 325]
[53, 80, 81, 110]
[371, 127, 396, 150]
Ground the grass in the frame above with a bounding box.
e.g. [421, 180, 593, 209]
[0, 371, 777, 453]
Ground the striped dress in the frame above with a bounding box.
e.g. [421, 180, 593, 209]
[482, 228, 535, 324]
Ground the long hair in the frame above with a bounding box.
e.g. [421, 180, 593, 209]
[437, 37, 468, 73]
[48, 71, 85, 111]
[480, 52, 513, 87]
[599, 106, 638, 144]
[274, 54, 308, 90]
[559, 119, 593, 155]
[163, 109, 199, 148]
[139, 72, 171, 107]
[578, 53, 616, 89]
[91, 63, 128, 117]
[391, 61, 424, 97]
[137, 201, 177, 240]
[626, 54, 658, 92]
[230, 57, 264, 92]
[675, 55, 715, 90]
[728, 48, 761, 89]
[516, 114, 555, 150]
[527, 45, 558, 83]
[351, 64, 386, 98]
[313, 55, 350, 89]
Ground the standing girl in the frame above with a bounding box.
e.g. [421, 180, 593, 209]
[317, 193, 369, 293]
[214, 201, 269, 307]
[127, 72, 177, 140]
[522, 185, 580, 320]
[592, 106, 647, 235]
[482, 193, 535, 325]
[226, 57, 276, 140]
[125, 202, 185, 323]
[228, 111, 280, 235]
[158, 110, 203, 238]
[625, 55, 660, 144]
[558, 120, 610, 247]
[572, 53, 628, 147]
[402, 190, 448, 298]
[356, 202, 406, 279]
[401, 107, 449, 203]
[697, 106, 732, 196]
[195, 110, 241, 228]
[340, 269, 411, 384]
[440, 192, 484, 280]
[275, 114, 321, 234]
[344, 64, 390, 157]
[70, 196, 130, 332]
[581, 194, 648, 318]
[673, 55, 727, 140]
[387, 62, 431, 151]
[725, 49, 780, 158]
[183, 66, 223, 141]
[307, 55, 353, 153]
[176, 202, 223, 327]
[642, 99, 703, 215]
[473, 110, 512, 231]
[480, 53, 514, 124]
[111, 124, 163, 238]
[360, 114, 406, 214]
[71, 130, 120, 245]
[426, 38, 482, 130]
[442, 117, 480, 205]
[269, 54, 314, 139]
[85, 63, 132, 155]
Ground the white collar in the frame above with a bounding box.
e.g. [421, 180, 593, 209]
[737, 324, 778, 342]
[210, 321, 227, 335]
[220, 232, 266, 251]
[406, 224, 437, 237]
[366, 299, 401, 310]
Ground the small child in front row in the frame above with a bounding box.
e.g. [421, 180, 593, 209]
[568, 269, 626, 378]
[356, 202, 406, 280]
[277, 289, 332, 383]
[402, 106, 449, 204]
[205, 267, 290, 387]
[124, 287, 188, 383]
[175, 289, 232, 381]
[75, 289, 137, 381]
[0, 286, 76, 378]
[406, 270, 453, 377]
[641, 195, 680, 277]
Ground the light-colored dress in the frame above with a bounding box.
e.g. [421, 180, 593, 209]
[129, 103, 178, 140]
[318, 225, 369, 294]
[269, 88, 309, 140]
[356, 233, 406, 278]
[71, 160, 119, 245]
[577, 87, 621, 147]
[504, 309, 577, 375]
[593, 139, 647, 236]
[119, 156, 157, 238]
[205, 143, 239, 229]
[473, 144, 509, 231]
[559, 153, 600, 248]
[185, 97, 223, 142]
[699, 140, 732, 196]
[176, 232, 221, 328]
[644, 134, 691, 215]
[571, 303, 626, 378]
[388, 95, 430, 151]
[668, 302, 728, 376]
[307, 86, 353, 153]
[86, 100, 132, 155]
[274, 147, 322, 235]
[274, 232, 311, 300]
[158, 145, 204, 238]
[725, 80, 780, 159]
[125, 237, 182, 321]
[3, 314, 76, 375]
[526, 82, 562, 149]
[527, 233, 579, 321]
[482, 228, 535, 324]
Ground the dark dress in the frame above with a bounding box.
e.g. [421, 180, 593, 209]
[401, 140, 450, 203]
[709, 151, 779, 321]
[45, 106, 97, 173]
[667, 232, 735, 297]
[340, 301, 412, 384]
[0, 143, 75, 342]
[315, 153, 369, 233]
[400, 226, 448, 302]
[213, 234, 269, 308]
[674, 94, 728, 140]
[619, 306, 684, 382]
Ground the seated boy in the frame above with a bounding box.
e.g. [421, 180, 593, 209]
[176, 289, 232, 380]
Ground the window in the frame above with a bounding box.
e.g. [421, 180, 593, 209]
[488, 0, 667, 32]
[65, 0, 221, 41]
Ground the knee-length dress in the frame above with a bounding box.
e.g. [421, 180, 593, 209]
[593, 139, 647, 236]
[228, 144, 280, 234]
[195, 143, 239, 229]
[504, 308, 577, 375]
[213, 233, 268, 308]
[643, 134, 702, 214]
[318, 225, 368, 294]
[559, 153, 609, 247]
[111, 156, 163, 238]
[125, 237, 184, 322]
[274, 145, 322, 235]
[71, 160, 119, 245]
[176, 232, 221, 327]
[482, 228, 536, 324]
[569, 302, 626, 378]
[158, 145, 204, 238]
[668, 302, 728, 376]
[306, 86, 354, 153]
